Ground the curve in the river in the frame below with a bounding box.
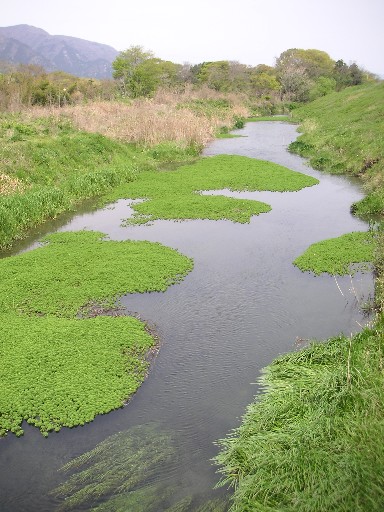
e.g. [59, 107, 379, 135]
[0, 121, 374, 511]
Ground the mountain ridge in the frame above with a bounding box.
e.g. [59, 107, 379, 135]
[0, 24, 119, 78]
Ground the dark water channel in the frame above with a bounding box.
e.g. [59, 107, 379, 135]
[0, 122, 374, 511]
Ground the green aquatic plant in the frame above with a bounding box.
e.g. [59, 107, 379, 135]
[125, 194, 271, 225]
[0, 313, 154, 436]
[0, 231, 193, 436]
[52, 422, 230, 511]
[105, 155, 319, 225]
[0, 230, 193, 318]
[293, 231, 374, 275]
[53, 424, 175, 510]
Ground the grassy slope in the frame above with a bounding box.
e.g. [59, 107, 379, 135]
[289, 82, 384, 216]
[215, 83, 384, 511]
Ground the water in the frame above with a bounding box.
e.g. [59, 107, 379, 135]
[0, 122, 374, 511]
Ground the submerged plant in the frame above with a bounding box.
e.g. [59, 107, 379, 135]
[53, 424, 175, 510]
[52, 423, 229, 511]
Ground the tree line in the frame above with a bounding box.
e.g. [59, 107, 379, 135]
[0, 47, 378, 111]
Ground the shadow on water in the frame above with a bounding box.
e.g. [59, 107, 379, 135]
[0, 122, 375, 511]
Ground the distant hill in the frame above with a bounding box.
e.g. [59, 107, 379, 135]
[0, 25, 119, 78]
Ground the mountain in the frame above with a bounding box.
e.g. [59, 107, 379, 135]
[0, 25, 119, 78]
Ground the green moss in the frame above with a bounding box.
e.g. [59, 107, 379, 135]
[0, 231, 193, 436]
[106, 155, 318, 225]
[293, 231, 374, 275]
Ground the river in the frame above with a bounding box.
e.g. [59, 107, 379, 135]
[0, 121, 374, 511]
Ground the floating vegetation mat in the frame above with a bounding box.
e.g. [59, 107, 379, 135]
[0, 231, 193, 436]
[52, 423, 229, 512]
[293, 231, 374, 275]
[104, 155, 319, 225]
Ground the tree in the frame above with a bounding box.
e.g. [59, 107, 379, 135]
[333, 60, 365, 89]
[112, 46, 154, 97]
[250, 72, 280, 97]
[275, 48, 336, 102]
[309, 76, 337, 101]
[276, 49, 334, 79]
[112, 46, 181, 98]
[129, 58, 180, 98]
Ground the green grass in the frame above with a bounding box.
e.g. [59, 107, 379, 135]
[289, 82, 384, 216]
[0, 231, 193, 436]
[293, 231, 375, 275]
[215, 325, 384, 511]
[106, 155, 318, 225]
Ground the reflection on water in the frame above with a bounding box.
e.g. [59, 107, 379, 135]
[0, 122, 374, 511]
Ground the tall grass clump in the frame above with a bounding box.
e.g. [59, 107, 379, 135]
[215, 326, 384, 512]
[289, 82, 384, 216]
[28, 100, 216, 149]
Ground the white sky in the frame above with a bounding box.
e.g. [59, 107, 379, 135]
[2, 0, 384, 76]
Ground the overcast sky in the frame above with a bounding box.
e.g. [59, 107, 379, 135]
[2, 0, 384, 76]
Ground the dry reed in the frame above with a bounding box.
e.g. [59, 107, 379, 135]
[25, 89, 250, 147]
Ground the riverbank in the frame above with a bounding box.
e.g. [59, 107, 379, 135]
[215, 82, 384, 511]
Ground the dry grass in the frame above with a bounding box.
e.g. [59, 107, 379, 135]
[0, 173, 25, 195]
[25, 89, 250, 147]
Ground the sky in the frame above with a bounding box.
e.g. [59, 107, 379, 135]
[2, 0, 384, 77]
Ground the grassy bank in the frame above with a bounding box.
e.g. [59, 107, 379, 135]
[288, 82, 384, 217]
[215, 82, 384, 510]
[0, 114, 144, 249]
[0, 92, 253, 249]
